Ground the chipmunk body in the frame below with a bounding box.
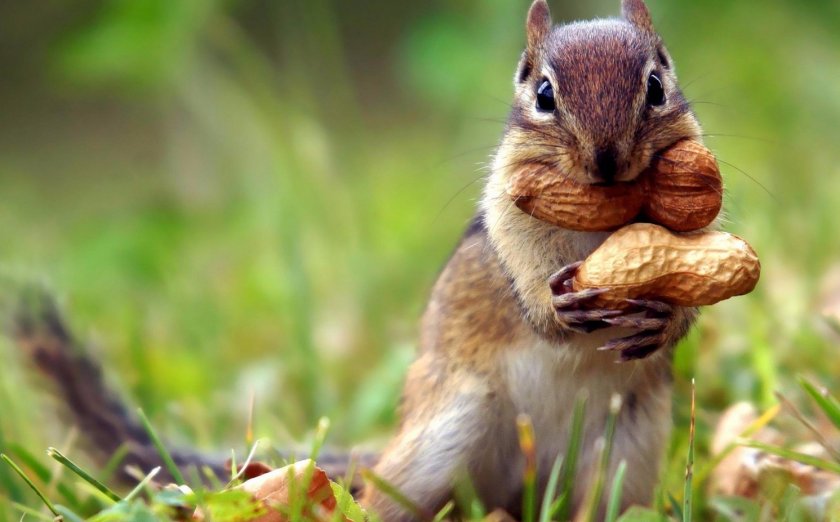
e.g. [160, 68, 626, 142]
[366, 221, 674, 519]
[13, 0, 709, 520]
[364, 0, 704, 518]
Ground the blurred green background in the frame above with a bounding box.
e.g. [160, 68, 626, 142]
[1, 0, 840, 517]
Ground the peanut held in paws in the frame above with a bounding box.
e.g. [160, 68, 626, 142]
[506, 139, 722, 232]
[572, 223, 760, 308]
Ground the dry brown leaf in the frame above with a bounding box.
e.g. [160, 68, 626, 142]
[194, 460, 345, 522]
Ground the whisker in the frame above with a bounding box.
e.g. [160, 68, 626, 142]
[686, 99, 729, 108]
[714, 157, 778, 203]
[433, 173, 490, 224]
[465, 116, 509, 126]
[699, 133, 776, 145]
[430, 144, 501, 169]
[479, 92, 516, 111]
[677, 73, 711, 92]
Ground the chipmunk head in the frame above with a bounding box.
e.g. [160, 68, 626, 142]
[494, 0, 701, 186]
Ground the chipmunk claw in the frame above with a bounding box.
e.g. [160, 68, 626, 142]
[555, 308, 624, 333]
[623, 298, 673, 315]
[550, 262, 620, 333]
[548, 261, 582, 293]
[599, 298, 675, 361]
[602, 333, 667, 361]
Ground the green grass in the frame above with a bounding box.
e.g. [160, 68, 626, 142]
[2, 0, 840, 520]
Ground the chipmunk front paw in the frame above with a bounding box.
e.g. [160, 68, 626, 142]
[549, 262, 623, 334]
[550, 264, 677, 360]
[598, 299, 675, 361]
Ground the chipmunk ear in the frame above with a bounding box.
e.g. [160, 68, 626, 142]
[622, 0, 654, 33]
[526, 0, 552, 54]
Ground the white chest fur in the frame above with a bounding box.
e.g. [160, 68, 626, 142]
[499, 333, 672, 508]
[504, 336, 630, 459]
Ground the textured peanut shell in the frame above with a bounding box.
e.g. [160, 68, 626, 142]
[572, 223, 761, 308]
[643, 140, 723, 231]
[506, 165, 643, 231]
[506, 140, 722, 232]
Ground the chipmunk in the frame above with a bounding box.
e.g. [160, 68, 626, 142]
[363, 0, 703, 518]
[13, 0, 707, 520]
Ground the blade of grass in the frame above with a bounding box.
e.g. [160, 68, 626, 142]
[552, 392, 587, 520]
[693, 403, 780, 489]
[668, 493, 683, 522]
[6, 443, 79, 506]
[55, 505, 86, 522]
[0, 428, 23, 501]
[310, 416, 330, 461]
[539, 453, 564, 522]
[47, 447, 121, 502]
[0, 453, 59, 517]
[227, 438, 263, 485]
[202, 465, 224, 491]
[136, 407, 186, 485]
[101, 444, 130, 483]
[655, 485, 667, 519]
[798, 376, 840, 432]
[7, 500, 55, 521]
[750, 303, 776, 409]
[361, 469, 425, 520]
[517, 414, 537, 522]
[289, 417, 331, 520]
[737, 439, 840, 474]
[604, 460, 627, 522]
[124, 466, 161, 502]
[431, 501, 455, 522]
[230, 449, 238, 482]
[775, 390, 840, 462]
[683, 378, 696, 522]
[452, 469, 485, 519]
[45, 426, 78, 505]
[577, 394, 621, 522]
[246, 388, 256, 448]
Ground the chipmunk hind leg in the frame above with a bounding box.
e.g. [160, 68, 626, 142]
[361, 360, 513, 521]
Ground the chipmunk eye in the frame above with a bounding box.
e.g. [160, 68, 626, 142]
[646, 73, 665, 106]
[536, 79, 556, 112]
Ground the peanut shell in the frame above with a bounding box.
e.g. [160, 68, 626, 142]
[643, 140, 723, 231]
[572, 223, 760, 308]
[506, 165, 642, 231]
[505, 140, 722, 232]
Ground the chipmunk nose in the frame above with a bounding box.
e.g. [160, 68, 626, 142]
[593, 147, 618, 184]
